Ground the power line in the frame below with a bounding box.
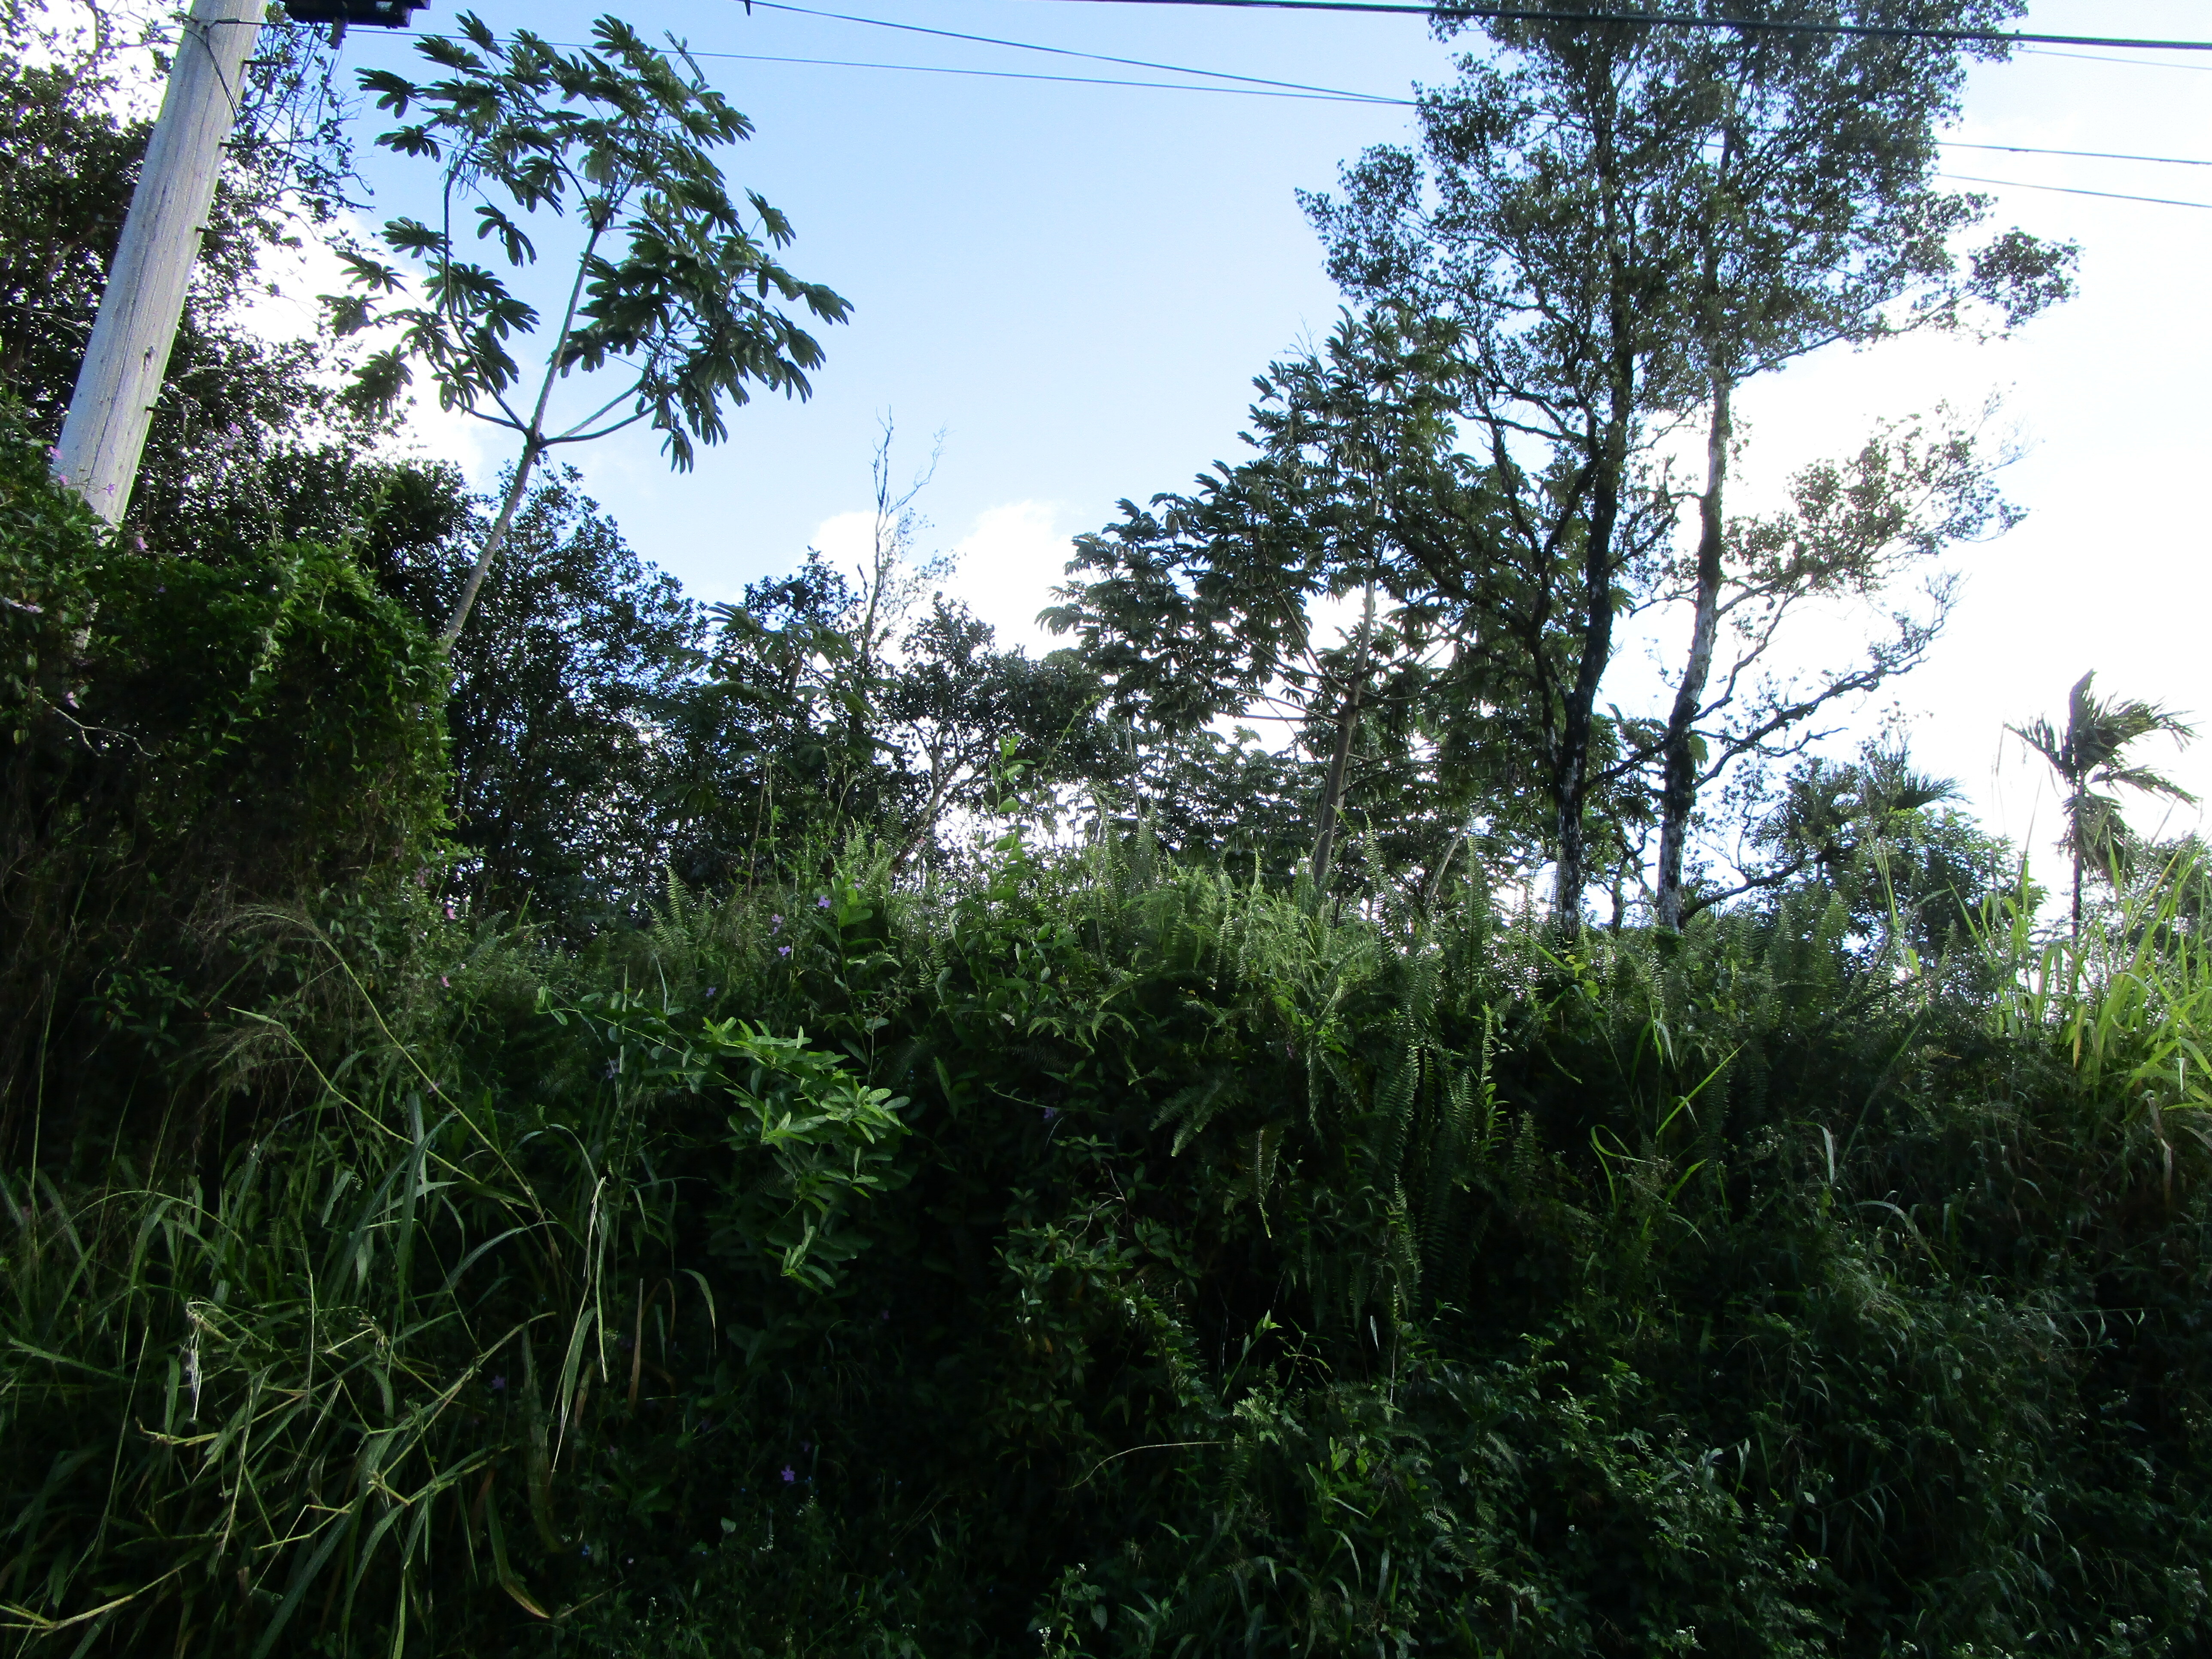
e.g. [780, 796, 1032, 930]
[738, 1, 2212, 125]
[365, 16, 2212, 205]
[722, 1, 2212, 158]
[2022, 45, 2212, 73]
[679, 55, 2212, 180]
[1939, 172, 2212, 210]
[678, 48, 1410, 100]
[741, 0, 1402, 100]
[1029, 0, 2212, 53]
[1944, 140, 2212, 168]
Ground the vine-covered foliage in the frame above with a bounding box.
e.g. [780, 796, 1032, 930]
[6, 822, 2212, 1655]
[0, 409, 447, 1158]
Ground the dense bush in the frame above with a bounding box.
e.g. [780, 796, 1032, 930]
[0, 411, 447, 1160]
[6, 822, 2212, 1655]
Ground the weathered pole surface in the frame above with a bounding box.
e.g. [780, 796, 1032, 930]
[53, 0, 266, 525]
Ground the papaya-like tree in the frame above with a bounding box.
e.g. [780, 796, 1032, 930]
[325, 13, 849, 649]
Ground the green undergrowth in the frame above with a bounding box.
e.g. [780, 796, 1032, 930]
[0, 407, 447, 1162]
[6, 830, 2212, 1656]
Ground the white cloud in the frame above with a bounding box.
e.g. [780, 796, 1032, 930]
[805, 507, 879, 571]
[784, 498, 1074, 655]
[941, 501, 1071, 655]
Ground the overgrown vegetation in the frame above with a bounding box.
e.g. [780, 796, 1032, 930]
[9, 786, 2212, 1653]
[6, 1, 2207, 1653]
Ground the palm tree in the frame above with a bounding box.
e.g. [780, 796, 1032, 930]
[2011, 672, 2197, 934]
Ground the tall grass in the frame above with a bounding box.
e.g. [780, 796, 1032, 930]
[0, 1067, 644, 1650]
[11, 834, 2212, 1653]
[0, 905, 908, 1655]
[1983, 850, 2212, 1117]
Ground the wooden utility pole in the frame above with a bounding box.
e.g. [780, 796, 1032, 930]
[52, 0, 267, 526]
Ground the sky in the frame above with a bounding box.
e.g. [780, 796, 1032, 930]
[300, 0, 2212, 869]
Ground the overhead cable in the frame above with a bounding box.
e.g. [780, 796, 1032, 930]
[740, 0, 1403, 99]
[1029, 0, 2212, 54]
[1944, 140, 2210, 169]
[2021, 45, 2212, 72]
[680, 46, 1409, 99]
[1939, 173, 2212, 210]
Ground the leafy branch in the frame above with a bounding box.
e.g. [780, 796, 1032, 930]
[324, 12, 850, 649]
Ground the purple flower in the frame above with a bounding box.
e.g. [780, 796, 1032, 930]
[777, 945, 791, 958]
[490, 1374, 507, 1392]
[444, 903, 456, 921]
[770, 914, 783, 933]
[46, 445, 60, 462]
[1042, 1107, 1057, 1121]
[817, 896, 832, 909]
[439, 975, 450, 988]
[781, 1466, 796, 1483]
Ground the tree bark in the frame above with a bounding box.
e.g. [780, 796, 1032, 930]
[1551, 390, 1633, 935]
[439, 438, 542, 650]
[2070, 793, 2085, 939]
[1311, 583, 1377, 887]
[1654, 372, 1732, 930]
[1547, 70, 1634, 940]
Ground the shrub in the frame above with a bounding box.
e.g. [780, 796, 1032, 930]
[0, 406, 448, 1160]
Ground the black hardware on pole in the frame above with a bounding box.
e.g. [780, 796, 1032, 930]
[281, 1, 427, 26]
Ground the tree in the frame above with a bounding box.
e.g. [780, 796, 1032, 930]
[1647, 408, 2017, 919]
[2011, 672, 2195, 934]
[1052, 309, 1554, 899]
[1306, 0, 2072, 931]
[325, 13, 849, 648]
[665, 431, 1115, 883]
[362, 464, 706, 918]
[1619, 12, 2068, 931]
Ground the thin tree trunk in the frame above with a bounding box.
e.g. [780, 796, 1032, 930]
[1421, 827, 1466, 918]
[439, 439, 541, 650]
[438, 222, 604, 651]
[2071, 803, 2084, 939]
[1654, 373, 1733, 930]
[1311, 583, 1377, 886]
[1549, 79, 1632, 939]
[1552, 425, 1626, 936]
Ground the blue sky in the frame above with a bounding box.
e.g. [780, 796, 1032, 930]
[320, 0, 2212, 859]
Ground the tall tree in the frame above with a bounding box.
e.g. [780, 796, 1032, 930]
[667, 432, 1114, 883]
[1051, 310, 1553, 899]
[2011, 672, 2195, 935]
[1308, 0, 2072, 931]
[1630, 12, 2068, 929]
[1647, 408, 2017, 917]
[325, 12, 849, 648]
[1308, 19, 1699, 931]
